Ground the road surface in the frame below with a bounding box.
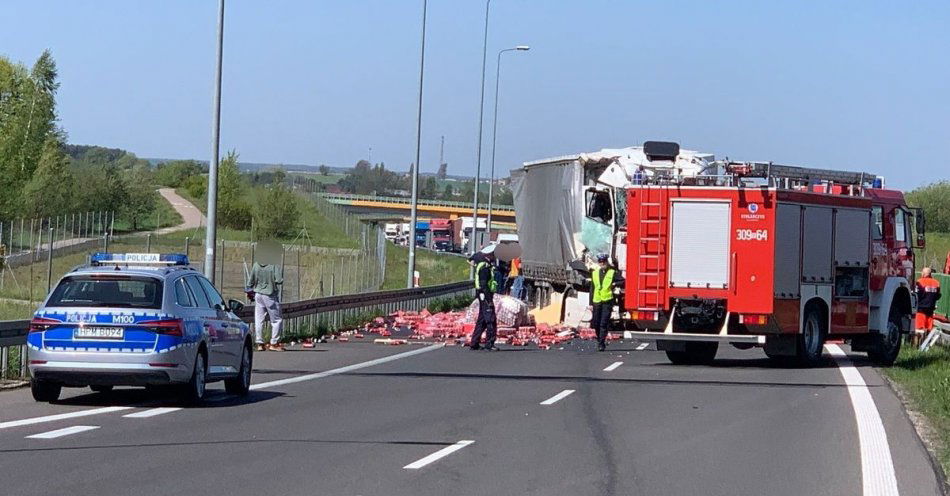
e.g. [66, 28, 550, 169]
[0, 341, 943, 496]
[154, 188, 205, 235]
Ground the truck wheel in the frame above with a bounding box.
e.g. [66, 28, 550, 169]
[665, 342, 718, 365]
[225, 343, 253, 396]
[868, 305, 903, 366]
[796, 308, 826, 366]
[31, 379, 62, 403]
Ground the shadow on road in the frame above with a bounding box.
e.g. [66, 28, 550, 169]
[51, 388, 285, 409]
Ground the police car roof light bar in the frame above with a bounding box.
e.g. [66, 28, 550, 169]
[90, 253, 190, 266]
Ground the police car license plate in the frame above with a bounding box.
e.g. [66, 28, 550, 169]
[75, 327, 124, 340]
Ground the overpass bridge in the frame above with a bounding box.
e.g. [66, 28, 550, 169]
[316, 193, 517, 223]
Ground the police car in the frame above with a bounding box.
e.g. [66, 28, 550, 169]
[27, 253, 253, 404]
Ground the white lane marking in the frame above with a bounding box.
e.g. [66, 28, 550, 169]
[123, 407, 181, 419]
[603, 361, 623, 372]
[251, 344, 444, 390]
[636, 343, 649, 351]
[26, 425, 99, 439]
[540, 389, 575, 405]
[403, 440, 475, 469]
[0, 407, 133, 430]
[826, 344, 899, 496]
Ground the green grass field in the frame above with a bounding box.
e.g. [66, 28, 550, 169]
[884, 345, 950, 476]
[0, 300, 36, 320]
[919, 232, 950, 272]
[381, 244, 471, 290]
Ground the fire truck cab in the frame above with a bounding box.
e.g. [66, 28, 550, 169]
[623, 158, 924, 366]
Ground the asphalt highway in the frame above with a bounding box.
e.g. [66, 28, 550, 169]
[0, 340, 943, 496]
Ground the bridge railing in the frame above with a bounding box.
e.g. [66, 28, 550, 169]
[316, 192, 516, 213]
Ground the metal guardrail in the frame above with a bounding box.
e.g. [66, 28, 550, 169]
[0, 320, 29, 379]
[0, 280, 474, 378]
[235, 280, 473, 337]
[317, 192, 516, 213]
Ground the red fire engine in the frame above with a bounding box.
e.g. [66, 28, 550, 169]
[624, 160, 925, 366]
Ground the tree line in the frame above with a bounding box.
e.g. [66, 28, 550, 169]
[0, 51, 161, 230]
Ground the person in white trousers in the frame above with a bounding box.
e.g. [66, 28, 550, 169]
[248, 260, 285, 352]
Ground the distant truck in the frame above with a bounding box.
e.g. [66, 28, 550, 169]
[384, 223, 399, 241]
[415, 221, 430, 248]
[513, 141, 925, 366]
[430, 219, 455, 251]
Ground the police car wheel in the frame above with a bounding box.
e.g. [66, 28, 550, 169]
[225, 343, 252, 396]
[180, 351, 208, 405]
[31, 379, 62, 403]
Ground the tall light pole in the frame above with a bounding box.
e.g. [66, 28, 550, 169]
[204, 0, 225, 282]
[469, 0, 492, 257]
[486, 45, 529, 240]
[407, 0, 428, 288]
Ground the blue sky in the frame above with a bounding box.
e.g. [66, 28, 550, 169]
[3, 0, 948, 190]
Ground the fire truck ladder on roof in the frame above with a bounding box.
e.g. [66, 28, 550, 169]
[636, 186, 668, 310]
[727, 162, 879, 190]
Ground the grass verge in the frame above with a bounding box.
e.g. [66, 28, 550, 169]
[884, 344, 950, 476]
[381, 244, 471, 290]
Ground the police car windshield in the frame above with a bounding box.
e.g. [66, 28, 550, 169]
[46, 275, 163, 309]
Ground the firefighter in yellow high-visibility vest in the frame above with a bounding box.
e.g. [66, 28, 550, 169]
[590, 253, 623, 352]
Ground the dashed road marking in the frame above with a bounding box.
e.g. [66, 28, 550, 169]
[404, 440, 475, 469]
[603, 361, 623, 372]
[123, 407, 181, 418]
[26, 425, 99, 439]
[826, 344, 899, 496]
[0, 407, 133, 430]
[540, 389, 575, 405]
[636, 343, 649, 351]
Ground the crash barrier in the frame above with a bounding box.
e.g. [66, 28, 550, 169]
[0, 320, 29, 380]
[235, 280, 474, 340]
[919, 322, 950, 352]
[0, 280, 473, 379]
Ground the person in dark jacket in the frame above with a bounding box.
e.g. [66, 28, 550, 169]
[469, 252, 499, 351]
[590, 253, 624, 352]
[914, 267, 942, 345]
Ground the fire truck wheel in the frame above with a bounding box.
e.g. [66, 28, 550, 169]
[796, 308, 826, 366]
[867, 306, 903, 366]
[665, 342, 718, 365]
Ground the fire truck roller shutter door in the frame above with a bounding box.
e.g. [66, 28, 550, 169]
[802, 207, 834, 284]
[774, 204, 802, 298]
[833, 209, 871, 268]
[669, 201, 731, 289]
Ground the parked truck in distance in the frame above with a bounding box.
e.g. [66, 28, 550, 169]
[415, 221, 430, 248]
[431, 218, 455, 252]
[513, 141, 925, 366]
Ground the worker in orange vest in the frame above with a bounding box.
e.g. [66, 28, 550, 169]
[944, 251, 950, 275]
[914, 267, 942, 346]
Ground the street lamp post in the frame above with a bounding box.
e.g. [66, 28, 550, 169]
[486, 45, 529, 240]
[469, 0, 492, 258]
[204, 0, 225, 282]
[407, 0, 428, 288]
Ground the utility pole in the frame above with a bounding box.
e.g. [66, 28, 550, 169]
[407, 0, 427, 288]
[470, 0, 492, 258]
[204, 0, 225, 279]
[439, 135, 444, 167]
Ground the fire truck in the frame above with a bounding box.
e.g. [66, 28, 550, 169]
[513, 142, 925, 366]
